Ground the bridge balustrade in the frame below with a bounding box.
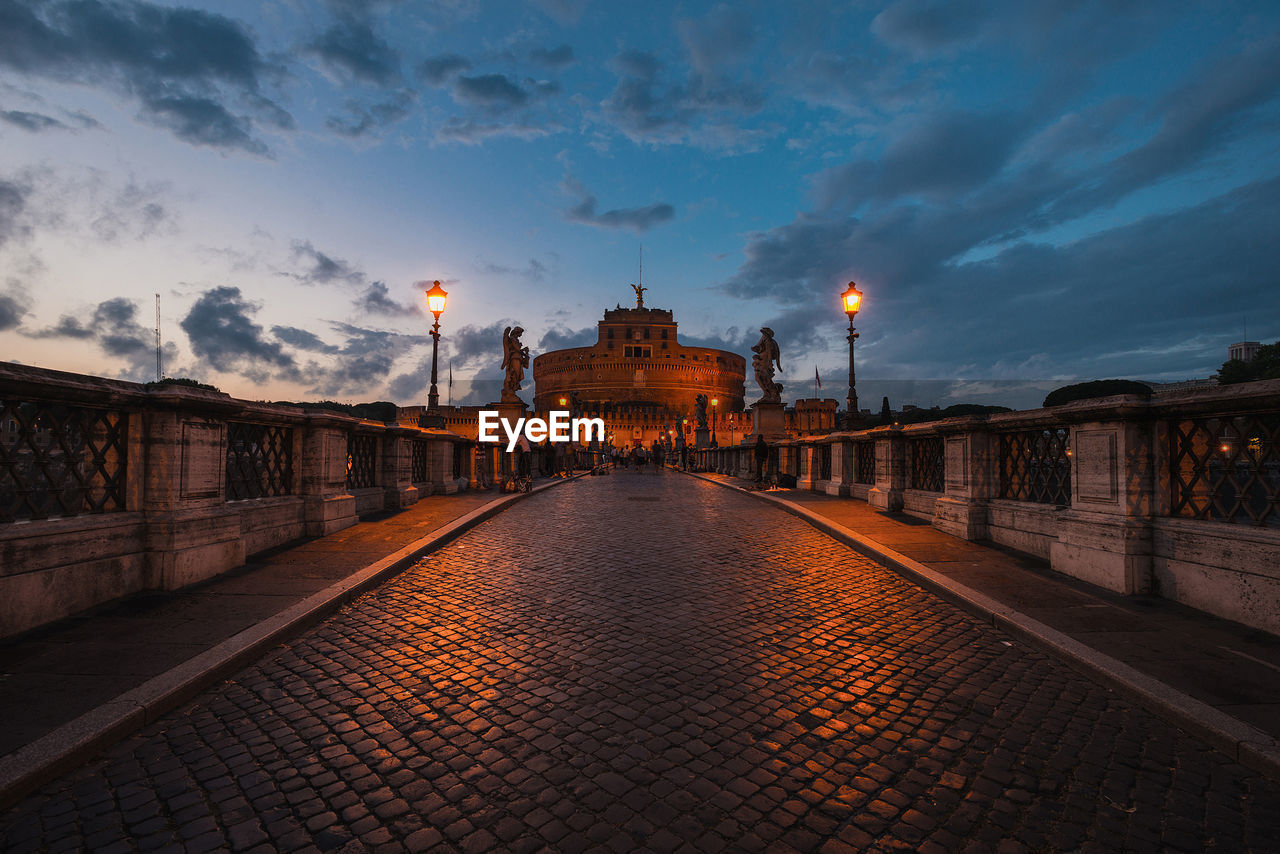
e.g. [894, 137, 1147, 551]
[0, 361, 471, 639]
[712, 380, 1280, 636]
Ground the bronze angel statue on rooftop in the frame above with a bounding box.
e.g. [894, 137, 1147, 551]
[501, 326, 529, 402]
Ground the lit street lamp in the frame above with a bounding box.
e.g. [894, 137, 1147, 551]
[711, 397, 719, 445]
[425, 280, 448, 411]
[841, 281, 863, 417]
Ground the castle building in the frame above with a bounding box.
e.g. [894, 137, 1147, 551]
[532, 291, 746, 422]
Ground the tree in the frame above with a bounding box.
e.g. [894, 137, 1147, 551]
[1217, 341, 1280, 384]
[1043, 380, 1152, 408]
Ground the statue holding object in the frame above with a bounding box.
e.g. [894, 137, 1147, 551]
[501, 326, 529, 403]
[751, 327, 783, 404]
[694, 393, 709, 430]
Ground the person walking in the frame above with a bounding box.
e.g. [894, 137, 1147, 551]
[654, 441, 666, 472]
[753, 434, 769, 483]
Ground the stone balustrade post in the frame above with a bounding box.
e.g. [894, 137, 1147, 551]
[868, 428, 906, 511]
[382, 426, 418, 509]
[139, 389, 245, 590]
[797, 443, 817, 490]
[300, 413, 358, 537]
[825, 439, 852, 496]
[1051, 414, 1154, 594]
[931, 419, 993, 540]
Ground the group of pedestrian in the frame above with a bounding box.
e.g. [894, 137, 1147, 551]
[608, 440, 670, 472]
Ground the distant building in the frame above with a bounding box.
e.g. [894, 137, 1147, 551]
[1229, 341, 1262, 363]
[532, 293, 746, 414]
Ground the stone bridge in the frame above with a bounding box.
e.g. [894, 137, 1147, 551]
[1, 361, 1279, 851]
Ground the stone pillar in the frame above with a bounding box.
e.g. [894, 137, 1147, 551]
[141, 404, 244, 590]
[382, 427, 418, 509]
[868, 429, 905, 512]
[932, 422, 992, 540]
[797, 444, 818, 491]
[300, 413, 358, 537]
[1050, 421, 1154, 594]
[826, 439, 853, 496]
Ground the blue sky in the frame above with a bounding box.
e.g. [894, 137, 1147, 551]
[1, 0, 1278, 409]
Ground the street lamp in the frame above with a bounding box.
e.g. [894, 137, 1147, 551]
[841, 281, 863, 417]
[425, 280, 448, 410]
[711, 397, 719, 445]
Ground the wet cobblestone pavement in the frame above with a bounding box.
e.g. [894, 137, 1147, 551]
[3, 471, 1278, 852]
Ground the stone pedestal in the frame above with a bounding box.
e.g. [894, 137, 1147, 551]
[695, 427, 710, 449]
[750, 402, 786, 439]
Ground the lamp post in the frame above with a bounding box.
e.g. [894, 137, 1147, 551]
[425, 280, 448, 411]
[841, 281, 863, 418]
[711, 397, 719, 445]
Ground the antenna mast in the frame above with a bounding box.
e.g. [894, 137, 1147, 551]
[155, 293, 162, 381]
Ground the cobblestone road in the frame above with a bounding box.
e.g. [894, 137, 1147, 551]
[3, 472, 1278, 852]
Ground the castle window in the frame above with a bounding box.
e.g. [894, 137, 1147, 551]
[661, 341, 668, 350]
[607, 328, 614, 339]
[661, 329, 668, 340]
[607, 341, 614, 349]
[644, 328, 650, 339]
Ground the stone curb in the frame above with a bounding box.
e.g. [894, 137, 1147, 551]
[685, 469, 1280, 781]
[0, 475, 582, 811]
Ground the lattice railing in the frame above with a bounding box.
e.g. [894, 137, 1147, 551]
[0, 399, 128, 522]
[411, 440, 429, 484]
[818, 444, 832, 480]
[347, 433, 377, 488]
[1169, 414, 1280, 526]
[998, 428, 1071, 505]
[226, 422, 293, 500]
[907, 436, 944, 492]
[855, 441, 875, 485]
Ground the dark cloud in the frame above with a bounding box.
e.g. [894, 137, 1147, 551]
[443, 320, 508, 368]
[326, 90, 415, 137]
[24, 295, 176, 379]
[288, 240, 364, 286]
[0, 282, 30, 331]
[180, 286, 295, 374]
[304, 321, 430, 396]
[725, 176, 1280, 383]
[418, 53, 471, 85]
[271, 325, 338, 354]
[0, 0, 289, 154]
[529, 44, 574, 71]
[816, 110, 1032, 208]
[870, 0, 985, 55]
[355, 281, 422, 316]
[563, 175, 675, 232]
[530, 0, 590, 25]
[676, 3, 755, 79]
[307, 14, 401, 86]
[452, 74, 530, 110]
[0, 109, 68, 131]
[603, 45, 765, 147]
[537, 325, 595, 351]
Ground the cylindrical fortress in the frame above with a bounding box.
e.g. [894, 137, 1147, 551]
[532, 303, 745, 414]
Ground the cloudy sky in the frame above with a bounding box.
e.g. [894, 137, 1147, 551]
[1, 0, 1278, 409]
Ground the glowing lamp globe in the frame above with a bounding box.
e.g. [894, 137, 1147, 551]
[425, 280, 448, 318]
[841, 281, 863, 318]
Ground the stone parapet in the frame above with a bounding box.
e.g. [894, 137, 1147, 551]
[0, 361, 472, 638]
[724, 379, 1280, 636]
